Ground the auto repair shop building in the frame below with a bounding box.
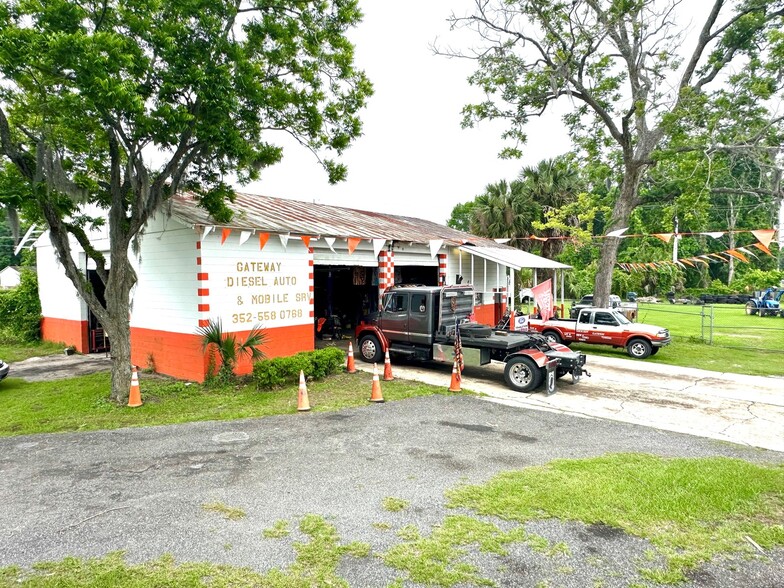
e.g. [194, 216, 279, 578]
[35, 191, 569, 382]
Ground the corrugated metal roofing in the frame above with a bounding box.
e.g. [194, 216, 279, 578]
[168, 191, 570, 269]
[169, 191, 498, 246]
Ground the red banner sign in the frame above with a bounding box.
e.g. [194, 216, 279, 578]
[532, 279, 554, 322]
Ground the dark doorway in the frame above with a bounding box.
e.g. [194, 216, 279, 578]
[313, 266, 377, 340]
[86, 269, 110, 354]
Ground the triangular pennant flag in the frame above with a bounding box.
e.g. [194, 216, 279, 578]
[529, 235, 548, 241]
[751, 229, 776, 248]
[725, 249, 749, 263]
[324, 237, 336, 253]
[347, 237, 361, 255]
[259, 232, 270, 250]
[372, 238, 386, 258]
[429, 239, 444, 258]
[493, 238, 511, 244]
[702, 232, 725, 239]
[239, 230, 251, 246]
[691, 257, 709, 266]
[221, 228, 231, 244]
[737, 247, 758, 258]
[606, 227, 628, 237]
[752, 242, 772, 256]
[680, 258, 695, 267]
[202, 225, 214, 240]
[652, 233, 673, 243]
[675, 261, 686, 268]
[300, 236, 311, 248]
[279, 233, 290, 250]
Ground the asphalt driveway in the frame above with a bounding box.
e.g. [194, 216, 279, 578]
[1, 390, 782, 587]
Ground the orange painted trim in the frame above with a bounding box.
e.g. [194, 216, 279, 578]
[198, 304, 210, 312]
[41, 317, 89, 353]
[197, 272, 209, 281]
[131, 323, 315, 382]
[198, 288, 209, 296]
[198, 319, 210, 327]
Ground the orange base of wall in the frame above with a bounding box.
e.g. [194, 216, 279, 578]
[131, 323, 315, 382]
[41, 317, 88, 353]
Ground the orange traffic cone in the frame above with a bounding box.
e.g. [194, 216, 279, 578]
[383, 349, 394, 381]
[369, 363, 385, 403]
[297, 370, 311, 412]
[128, 365, 143, 407]
[346, 342, 357, 374]
[448, 360, 461, 393]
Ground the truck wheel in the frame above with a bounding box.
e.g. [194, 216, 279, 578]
[745, 302, 758, 315]
[543, 330, 562, 345]
[358, 334, 384, 364]
[649, 347, 660, 356]
[626, 338, 652, 359]
[503, 356, 543, 393]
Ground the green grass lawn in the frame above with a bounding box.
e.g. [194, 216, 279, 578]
[0, 371, 454, 437]
[563, 302, 784, 377]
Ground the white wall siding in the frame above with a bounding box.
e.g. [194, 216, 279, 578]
[36, 242, 86, 321]
[131, 217, 199, 333]
[200, 233, 312, 332]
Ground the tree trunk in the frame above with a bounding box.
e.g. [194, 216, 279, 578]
[594, 167, 644, 307]
[103, 256, 135, 403]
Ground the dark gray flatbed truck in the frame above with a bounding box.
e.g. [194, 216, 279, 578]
[353, 285, 588, 393]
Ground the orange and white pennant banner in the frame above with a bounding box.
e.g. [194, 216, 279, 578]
[300, 236, 311, 248]
[652, 233, 673, 243]
[372, 238, 386, 259]
[279, 233, 290, 250]
[258, 232, 270, 250]
[239, 230, 251, 246]
[751, 229, 776, 248]
[221, 228, 231, 244]
[347, 237, 361, 255]
[429, 239, 444, 258]
[324, 237, 336, 252]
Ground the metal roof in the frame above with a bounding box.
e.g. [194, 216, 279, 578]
[167, 191, 569, 269]
[459, 245, 571, 270]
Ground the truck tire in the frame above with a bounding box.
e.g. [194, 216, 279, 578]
[358, 334, 384, 364]
[542, 330, 562, 345]
[745, 302, 758, 315]
[626, 338, 652, 359]
[503, 356, 543, 393]
[459, 323, 492, 338]
[649, 347, 660, 356]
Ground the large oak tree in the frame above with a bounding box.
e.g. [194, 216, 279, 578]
[444, 0, 783, 305]
[0, 0, 372, 402]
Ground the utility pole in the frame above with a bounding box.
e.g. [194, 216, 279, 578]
[672, 215, 679, 263]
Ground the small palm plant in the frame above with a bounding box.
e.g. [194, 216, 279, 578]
[198, 318, 267, 382]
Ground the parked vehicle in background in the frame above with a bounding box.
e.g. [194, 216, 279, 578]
[0, 359, 9, 381]
[571, 294, 638, 320]
[744, 287, 784, 317]
[527, 307, 671, 359]
[355, 284, 588, 393]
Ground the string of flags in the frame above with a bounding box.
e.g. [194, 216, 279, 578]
[615, 229, 778, 272]
[201, 225, 455, 258]
[509, 227, 778, 243]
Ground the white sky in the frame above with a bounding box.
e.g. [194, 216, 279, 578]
[245, 0, 572, 225]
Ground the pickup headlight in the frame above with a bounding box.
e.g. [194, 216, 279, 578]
[656, 329, 669, 338]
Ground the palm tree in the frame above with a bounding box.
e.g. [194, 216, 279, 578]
[471, 179, 539, 249]
[198, 318, 267, 380]
[518, 157, 583, 261]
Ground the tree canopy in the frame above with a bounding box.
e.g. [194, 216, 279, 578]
[443, 0, 784, 306]
[0, 0, 372, 401]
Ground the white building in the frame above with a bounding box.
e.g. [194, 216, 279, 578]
[36, 192, 569, 381]
[0, 266, 21, 289]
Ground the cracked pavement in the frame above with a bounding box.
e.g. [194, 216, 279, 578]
[358, 353, 784, 452]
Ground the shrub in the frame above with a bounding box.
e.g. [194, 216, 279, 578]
[0, 268, 42, 342]
[253, 346, 346, 390]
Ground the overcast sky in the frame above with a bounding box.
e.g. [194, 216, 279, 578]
[246, 0, 572, 225]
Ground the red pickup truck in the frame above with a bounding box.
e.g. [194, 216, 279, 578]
[526, 307, 670, 359]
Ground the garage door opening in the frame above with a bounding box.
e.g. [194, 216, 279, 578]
[313, 266, 376, 340]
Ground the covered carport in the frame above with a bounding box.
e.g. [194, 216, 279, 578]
[455, 244, 572, 317]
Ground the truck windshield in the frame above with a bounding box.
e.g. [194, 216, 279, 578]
[612, 311, 631, 324]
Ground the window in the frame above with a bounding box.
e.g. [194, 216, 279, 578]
[578, 312, 592, 324]
[594, 312, 617, 326]
[385, 294, 407, 312]
[412, 294, 426, 313]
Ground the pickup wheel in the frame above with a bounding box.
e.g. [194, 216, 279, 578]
[358, 334, 384, 364]
[649, 347, 660, 356]
[503, 356, 543, 393]
[745, 302, 758, 315]
[542, 330, 562, 345]
[626, 338, 652, 359]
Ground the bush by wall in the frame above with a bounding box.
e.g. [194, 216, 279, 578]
[253, 346, 346, 390]
[0, 268, 41, 342]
